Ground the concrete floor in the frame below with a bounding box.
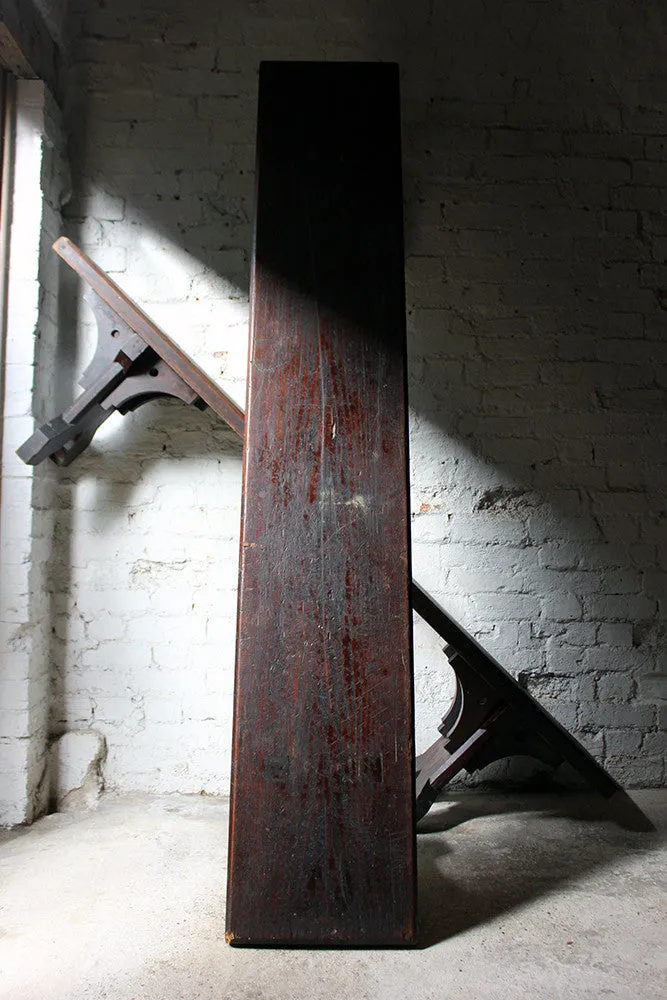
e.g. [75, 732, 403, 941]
[0, 791, 665, 1000]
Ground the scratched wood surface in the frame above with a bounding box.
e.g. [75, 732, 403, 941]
[226, 62, 416, 947]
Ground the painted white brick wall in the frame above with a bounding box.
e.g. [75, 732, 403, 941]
[36, 0, 667, 801]
[0, 80, 67, 824]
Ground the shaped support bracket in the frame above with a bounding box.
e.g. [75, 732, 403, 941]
[411, 582, 635, 821]
[18, 291, 206, 466]
[17, 237, 244, 467]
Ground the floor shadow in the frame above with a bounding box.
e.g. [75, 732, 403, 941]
[416, 790, 664, 947]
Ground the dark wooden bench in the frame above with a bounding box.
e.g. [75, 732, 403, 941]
[19, 232, 628, 823]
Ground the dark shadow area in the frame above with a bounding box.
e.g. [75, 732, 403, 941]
[420, 780, 656, 833]
[416, 790, 664, 946]
[39, 254, 84, 805]
[250, 62, 405, 351]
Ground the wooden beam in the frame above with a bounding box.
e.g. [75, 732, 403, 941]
[226, 62, 416, 947]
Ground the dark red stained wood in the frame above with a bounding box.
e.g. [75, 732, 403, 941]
[226, 62, 416, 947]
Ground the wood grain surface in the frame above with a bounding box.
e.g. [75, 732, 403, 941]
[226, 62, 416, 947]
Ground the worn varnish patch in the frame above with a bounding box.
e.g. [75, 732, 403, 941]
[226, 62, 416, 947]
